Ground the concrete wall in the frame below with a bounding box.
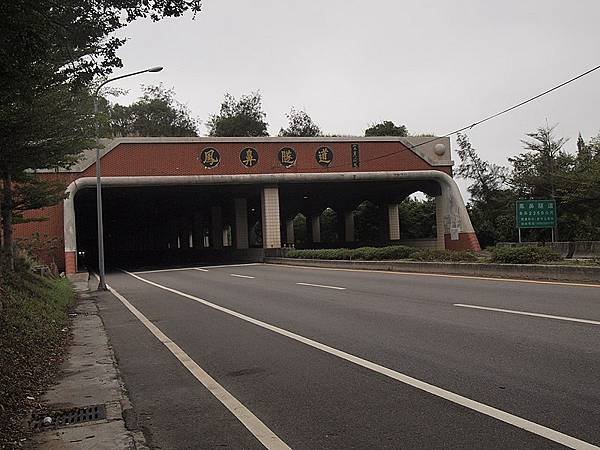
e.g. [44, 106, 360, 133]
[497, 241, 600, 258]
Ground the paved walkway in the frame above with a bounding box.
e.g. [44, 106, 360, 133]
[33, 274, 146, 449]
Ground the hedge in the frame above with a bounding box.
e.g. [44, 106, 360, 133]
[489, 246, 562, 264]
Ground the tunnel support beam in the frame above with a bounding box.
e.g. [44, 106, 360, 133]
[344, 211, 355, 242]
[261, 186, 281, 249]
[310, 215, 321, 244]
[211, 206, 223, 249]
[388, 204, 400, 241]
[285, 218, 295, 245]
[234, 198, 249, 249]
[435, 195, 446, 250]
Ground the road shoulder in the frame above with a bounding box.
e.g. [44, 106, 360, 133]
[33, 274, 146, 449]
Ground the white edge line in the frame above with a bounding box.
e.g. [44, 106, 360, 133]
[134, 263, 261, 275]
[123, 270, 598, 450]
[266, 263, 600, 289]
[231, 274, 255, 279]
[296, 282, 346, 290]
[134, 266, 199, 274]
[103, 278, 291, 450]
[454, 304, 600, 326]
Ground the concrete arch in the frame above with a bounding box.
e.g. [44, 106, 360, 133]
[64, 170, 477, 273]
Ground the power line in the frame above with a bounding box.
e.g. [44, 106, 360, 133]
[336, 63, 600, 168]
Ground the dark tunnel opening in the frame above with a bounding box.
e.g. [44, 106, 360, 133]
[74, 184, 263, 271]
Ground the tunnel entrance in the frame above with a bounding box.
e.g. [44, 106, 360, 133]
[73, 179, 443, 271]
[74, 184, 264, 271]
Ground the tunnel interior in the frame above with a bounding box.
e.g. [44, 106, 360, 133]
[74, 180, 442, 271]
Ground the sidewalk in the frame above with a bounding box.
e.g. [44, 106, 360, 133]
[32, 274, 146, 449]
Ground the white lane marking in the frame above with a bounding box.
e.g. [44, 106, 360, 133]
[267, 263, 600, 289]
[454, 303, 600, 326]
[105, 281, 291, 450]
[134, 266, 199, 274]
[296, 282, 346, 290]
[134, 263, 261, 275]
[123, 270, 598, 450]
[231, 274, 255, 279]
[200, 263, 262, 269]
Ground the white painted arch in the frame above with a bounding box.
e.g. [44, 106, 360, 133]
[64, 170, 474, 254]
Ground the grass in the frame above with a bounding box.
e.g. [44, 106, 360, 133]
[0, 270, 74, 448]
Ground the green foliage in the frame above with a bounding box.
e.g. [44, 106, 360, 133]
[1, 0, 201, 271]
[365, 121, 408, 137]
[108, 85, 198, 137]
[320, 208, 338, 243]
[0, 272, 74, 445]
[279, 108, 321, 137]
[207, 92, 268, 137]
[411, 249, 478, 262]
[489, 246, 562, 264]
[398, 197, 436, 239]
[285, 245, 417, 261]
[354, 201, 387, 243]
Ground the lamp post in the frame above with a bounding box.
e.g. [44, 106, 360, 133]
[93, 66, 163, 290]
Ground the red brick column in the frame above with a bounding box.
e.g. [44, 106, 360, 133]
[65, 251, 77, 274]
[444, 233, 481, 251]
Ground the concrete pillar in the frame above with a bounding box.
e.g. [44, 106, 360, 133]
[344, 211, 355, 242]
[234, 198, 249, 249]
[310, 215, 321, 243]
[211, 206, 223, 249]
[192, 212, 203, 249]
[285, 218, 295, 245]
[261, 186, 281, 248]
[388, 204, 400, 241]
[435, 195, 446, 250]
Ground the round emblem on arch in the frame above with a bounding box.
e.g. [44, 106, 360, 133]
[199, 147, 220, 169]
[240, 147, 259, 168]
[278, 147, 297, 168]
[315, 146, 333, 167]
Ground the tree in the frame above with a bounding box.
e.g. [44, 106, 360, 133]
[108, 85, 199, 137]
[279, 108, 322, 137]
[0, 0, 202, 270]
[364, 121, 408, 137]
[206, 92, 268, 137]
[455, 133, 514, 247]
[508, 125, 574, 241]
[398, 197, 436, 239]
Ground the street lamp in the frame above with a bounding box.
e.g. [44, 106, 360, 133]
[93, 66, 163, 290]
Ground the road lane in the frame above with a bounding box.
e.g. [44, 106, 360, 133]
[100, 264, 600, 448]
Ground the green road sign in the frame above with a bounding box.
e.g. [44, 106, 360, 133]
[516, 199, 557, 229]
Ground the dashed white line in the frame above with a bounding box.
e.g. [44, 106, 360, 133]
[296, 282, 346, 290]
[123, 270, 598, 450]
[454, 303, 600, 326]
[194, 268, 209, 272]
[105, 281, 290, 450]
[230, 274, 255, 279]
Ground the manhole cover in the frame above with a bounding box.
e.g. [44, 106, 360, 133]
[30, 404, 106, 430]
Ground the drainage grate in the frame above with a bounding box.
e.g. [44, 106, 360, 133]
[30, 404, 107, 430]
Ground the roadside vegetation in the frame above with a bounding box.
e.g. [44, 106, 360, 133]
[0, 259, 75, 448]
[284, 244, 581, 265]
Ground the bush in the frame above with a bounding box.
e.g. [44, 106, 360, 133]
[489, 246, 562, 264]
[411, 249, 478, 262]
[285, 245, 417, 261]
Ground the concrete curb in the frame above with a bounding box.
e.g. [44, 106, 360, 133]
[265, 258, 600, 284]
[33, 275, 147, 449]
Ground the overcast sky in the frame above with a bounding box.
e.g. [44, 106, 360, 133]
[111, 0, 600, 194]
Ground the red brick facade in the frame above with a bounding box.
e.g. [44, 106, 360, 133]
[12, 139, 478, 272]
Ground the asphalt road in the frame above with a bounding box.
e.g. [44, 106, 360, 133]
[97, 263, 600, 449]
